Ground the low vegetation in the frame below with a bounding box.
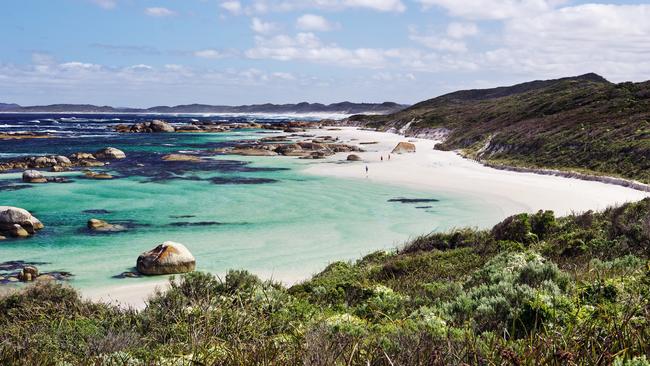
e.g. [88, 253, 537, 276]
[349, 74, 650, 184]
[2, 198, 650, 365]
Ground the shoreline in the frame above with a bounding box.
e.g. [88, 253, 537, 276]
[302, 127, 649, 218]
[6, 126, 649, 308]
[476, 160, 650, 193]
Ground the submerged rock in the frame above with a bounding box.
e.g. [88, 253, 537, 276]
[87, 218, 126, 232]
[162, 154, 202, 162]
[136, 241, 196, 275]
[22, 170, 47, 183]
[391, 142, 416, 154]
[95, 147, 126, 160]
[0, 206, 44, 238]
[85, 171, 114, 179]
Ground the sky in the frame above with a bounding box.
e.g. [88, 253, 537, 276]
[1, 0, 649, 107]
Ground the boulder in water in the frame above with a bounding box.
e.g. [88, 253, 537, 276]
[95, 147, 126, 160]
[347, 154, 362, 161]
[136, 241, 196, 275]
[150, 120, 175, 133]
[22, 170, 47, 183]
[0, 206, 44, 237]
[70, 152, 96, 160]
[162, 154, 202, 162]
[87, 218, 126, 232]
[85, 171, 114, 179]
[391, 142, 416, 154]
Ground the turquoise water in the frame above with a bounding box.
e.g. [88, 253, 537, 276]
[1, 128, 499, 289]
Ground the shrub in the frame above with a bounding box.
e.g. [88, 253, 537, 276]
[492, 214, 537, 244]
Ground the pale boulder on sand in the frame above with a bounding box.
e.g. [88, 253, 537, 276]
[391, 142, 416, 154]
[136, 241, 196, 275]
[0, 206, 44, 237]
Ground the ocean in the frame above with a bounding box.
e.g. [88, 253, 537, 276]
[0, 113, 497, 289]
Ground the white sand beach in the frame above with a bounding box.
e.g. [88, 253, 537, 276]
[303, 127, 649, 218]
[82, 126, 648, 308]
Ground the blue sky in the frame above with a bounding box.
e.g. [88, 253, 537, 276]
[1, 0, 649, 106]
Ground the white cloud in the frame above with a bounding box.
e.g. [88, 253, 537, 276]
[59, 62, 103, 72]
[246, 32, 390, 67]
[124, 64, 154, 72]
[417, 0, 566, 20]
[244, 0, 405, 13]
[251, 17, 279, 34]
[91, 0, 116, 9]
[483, 4, 650, 79]
[342, 0, 406, 12]
[447, 22, 478, 39]
[409, 27, 468, 53]
[296, 14, 338, 32]
[194, 49, 224, 59]
[144, 7, 176, 17]
[272, 72, 296, 80]
[372, 72, 416, 81]
[220, 1, 243, 15]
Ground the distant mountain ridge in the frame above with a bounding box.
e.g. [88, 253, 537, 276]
[346, 73, 650, 184]
[0, 101, 406, 115]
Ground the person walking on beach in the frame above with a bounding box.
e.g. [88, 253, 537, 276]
[365, 165, 369, 175]
[381, 155, 383, 161]
[388, 154, 391, 161]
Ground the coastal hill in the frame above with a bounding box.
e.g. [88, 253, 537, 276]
[0, 101, 406, 115]
[347, 73, 650, 184]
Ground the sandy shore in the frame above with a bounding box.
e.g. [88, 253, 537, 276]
[303, 127, 649, 218]
[80, 126, 648, 308]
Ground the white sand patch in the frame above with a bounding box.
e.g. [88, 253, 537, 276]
[303, 127, 649, 218]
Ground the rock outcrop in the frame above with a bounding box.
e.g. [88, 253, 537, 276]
[0, 206, 44, 238]
[347, 154, 362, 161]
[391, 142, 416, 154]
[115, 120, 175, 133]
[95, 147, 126, 160]
[136, 241, 196, 275]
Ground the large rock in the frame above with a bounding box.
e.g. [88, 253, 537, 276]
[87, 218, 126, 232]
[150, 120, 175, 133]
[0, 206, 44, 237]
[95, 147, 126, 160]
[391, 142, 416, 154]
[54, 155, 72, 166]
[22, 170, 47, 183]
[347, 154, 362, 161]
[18, 266, 39, 282]
[229, 148, 279, 156]
[136, 241, 196, 275]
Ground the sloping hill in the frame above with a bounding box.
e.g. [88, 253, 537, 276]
[349, 74, 650, 184]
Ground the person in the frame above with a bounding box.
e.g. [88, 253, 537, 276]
[388, 154, 391, 160]
[365, 165, 369, 174]
[381, 155, 383, 161]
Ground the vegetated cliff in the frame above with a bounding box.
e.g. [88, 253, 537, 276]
[346, 73, 650, 184]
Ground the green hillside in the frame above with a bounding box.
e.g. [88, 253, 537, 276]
[350, 74, 650, 184]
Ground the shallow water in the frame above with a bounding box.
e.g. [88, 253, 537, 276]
[0, 114, 499, 289]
